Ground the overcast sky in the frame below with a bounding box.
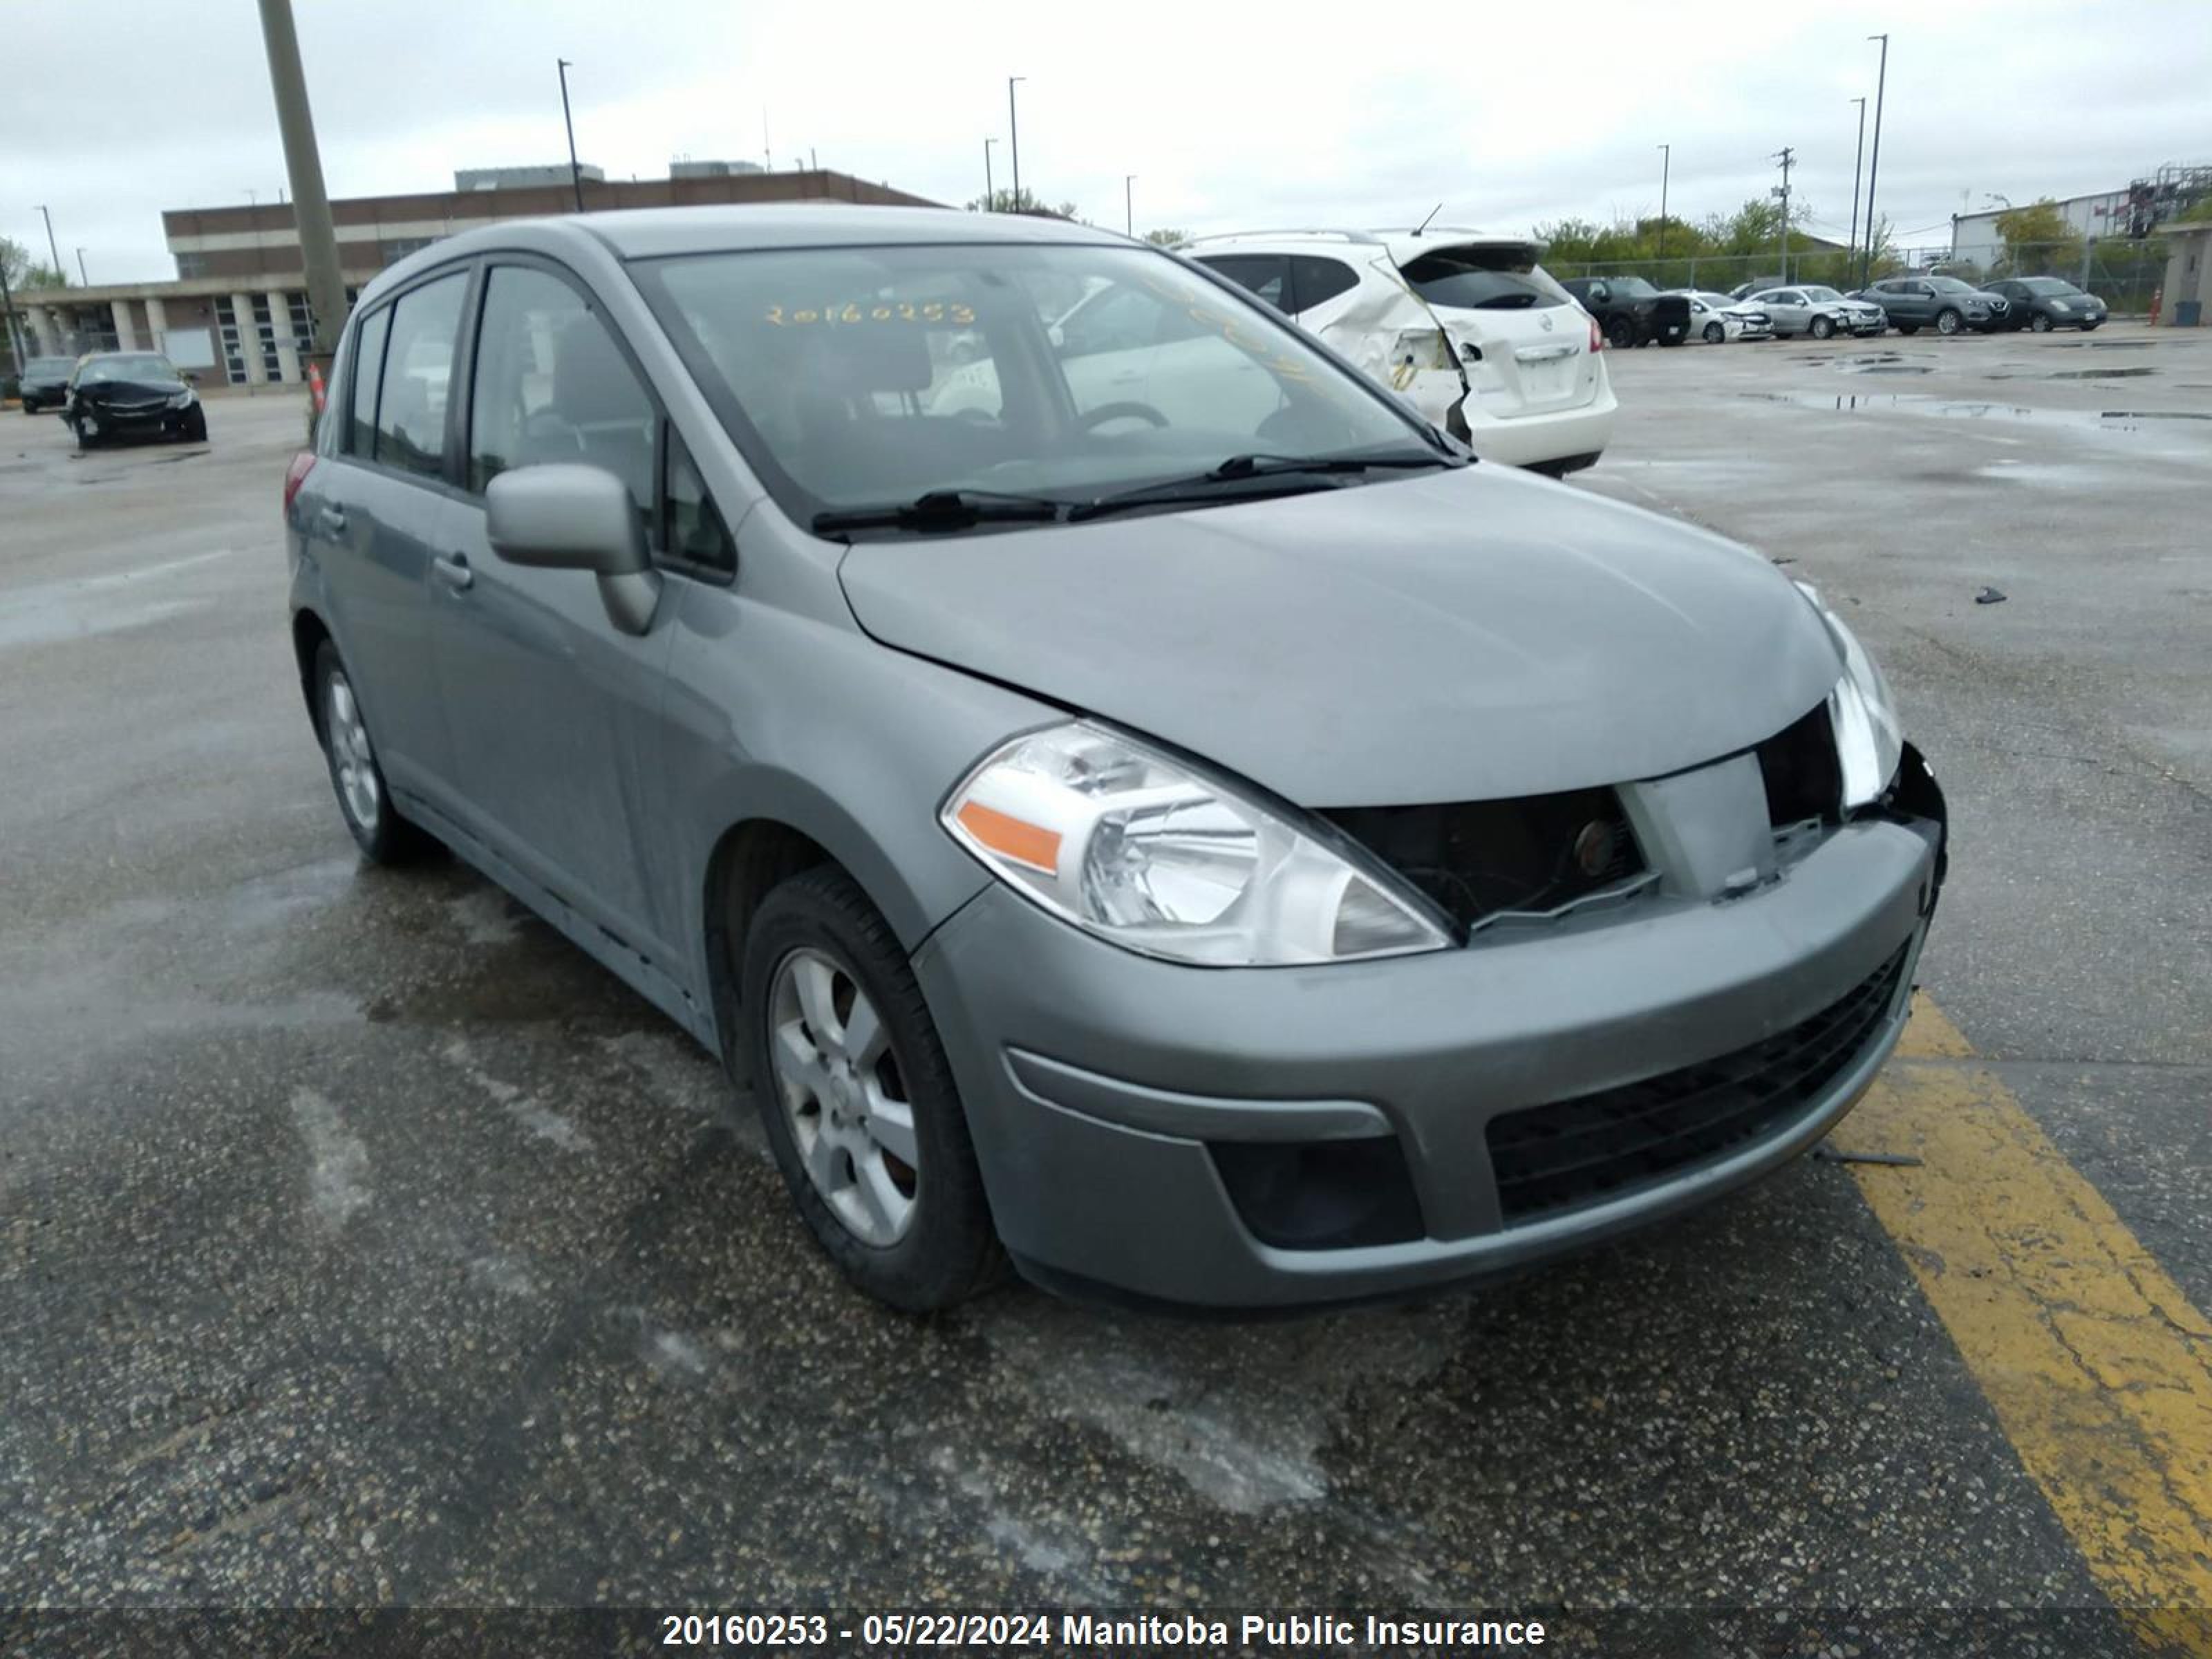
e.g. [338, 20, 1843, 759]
[6, 0, 2208, 283]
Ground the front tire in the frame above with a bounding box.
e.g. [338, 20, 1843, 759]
[1936, 308, 1963, 337]
[2029, 313, 2052, 332]
[71, 413, 97, 450]
[1604, 315, 1636, 350]
[1703, 321, 1726, 344]
[1810, 315, 1836, 340]
[1896, 323, 1920, 335]
[312, 640, 432, 863]
[180, 406, 208, 442]
[743, 867, 1000, 1312]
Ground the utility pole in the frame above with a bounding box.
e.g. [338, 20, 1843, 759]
[1848, 96, 1867, 268]
[1007, 76, 1025, 212]
[36, 205, 62, 283]
[1656, 143, 1670, 262]
[76, 247, 88, 286]
[1772, 147, 1794, 283]
[557, 59, 585, 212]
[984, 138, 995, 209]
[255, 0, 350, 369]
[1125, 174, 1136, 238]
[1862, 33, 1890, 287]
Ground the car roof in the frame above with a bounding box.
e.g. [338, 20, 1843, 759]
[1185, 227, 1537, 265]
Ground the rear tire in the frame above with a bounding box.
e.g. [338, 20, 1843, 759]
[2080, 319, 2101, 331]
[312, 640, 434, 864]
[1896, 323, 1920, 335]
[743, 867, 1001, 1312]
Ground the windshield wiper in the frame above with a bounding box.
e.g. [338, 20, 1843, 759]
[1067, 451, 1457, 523]
[812, 489, 1067, 536]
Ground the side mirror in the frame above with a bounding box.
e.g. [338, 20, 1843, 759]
[182, 371, 200, 385]
[486, 463, 662, 635]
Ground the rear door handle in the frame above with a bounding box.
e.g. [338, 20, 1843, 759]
[431, 552, 474, 592]
[318, 506, 347, 534]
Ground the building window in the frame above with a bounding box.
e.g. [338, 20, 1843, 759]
[381, 236, 434, 264]
[214, 297, 249, 385]
[252, 293, 281, 381]
[175, 252, 208, 279]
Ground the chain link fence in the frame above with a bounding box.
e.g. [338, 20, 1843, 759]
[1541, 238, 2175, 316]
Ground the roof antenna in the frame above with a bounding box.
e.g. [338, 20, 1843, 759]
[1414, 203, 1442, 236]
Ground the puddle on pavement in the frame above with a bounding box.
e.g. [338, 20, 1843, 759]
[1985, 366, 2157, 382]
[1830, 353, 1937, 377]
[1738, 391, 2210, 431]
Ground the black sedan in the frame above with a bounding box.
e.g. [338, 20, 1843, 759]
[1985, 277, 2108, 332]
[17, 355, 77, 414]
[64, 351, 207, 447]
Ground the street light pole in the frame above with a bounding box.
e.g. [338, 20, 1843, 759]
[1772, 147, 1794, 284]
[557, 58, 585, 212]
[77, 247, 88, 286]
[36, 205, 62, 283]
[0, 252, 25, 375]
[254, 0, 350, 366]
[1847, 96, 1867, 268]
[1862, 33, 1889, 286]
[1007, 76, 1025, 212]
[1656, 143, 1670, 262]
[1125, 174, 1136, 238]
[984, 138, 996, 210]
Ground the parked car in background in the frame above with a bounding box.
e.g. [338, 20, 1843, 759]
[1185, 229, 1615, 475]
[1984, 276, 2108, 332]
[1558, 275, 1691, 350]
[1849, 275, 2009, 335]
[1676, 291, 1774, 343]
[1745, 286, 1885, 339]
[17, 355, 77, 413]
[1727, 278, 1786, 301]
[63, 351, 207, 447]
[288, 205, 1945, 1312]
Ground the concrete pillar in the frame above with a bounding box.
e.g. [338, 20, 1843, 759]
[267, 290, 301, 383]
[29, 306, 58, 356]
[144, 295, 169, 357]
[232, 292, 267, 384]
[111, 300, 142, 352]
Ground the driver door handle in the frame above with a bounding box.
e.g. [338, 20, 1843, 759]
[432, 552, 474, 592]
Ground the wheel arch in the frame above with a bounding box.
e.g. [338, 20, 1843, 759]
[292, 607, 335, 738]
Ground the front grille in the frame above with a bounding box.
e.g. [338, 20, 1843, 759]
[1323, 787, 1645, 934]
[1485, 943, 1910, 1224]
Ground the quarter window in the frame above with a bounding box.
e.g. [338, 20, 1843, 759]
[373, 272, 467, 480]
[467, 264, 655, 528]
[1289, 256, 1360, 312]
[1197, 254, 1291, 311]
[664, 431, 735, 577]
[346, 305, 391, 459]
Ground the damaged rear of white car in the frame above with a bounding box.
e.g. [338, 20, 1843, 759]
[1188, 229, 1616, 476]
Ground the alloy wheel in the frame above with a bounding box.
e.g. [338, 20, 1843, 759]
[324, 670, 381, 833]
[768, 946, 919, 1246]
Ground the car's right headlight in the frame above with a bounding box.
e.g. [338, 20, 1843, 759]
[941, 722, 1450, 966]
[1797, 583, 1903, 809]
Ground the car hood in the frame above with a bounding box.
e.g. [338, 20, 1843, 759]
[836, 467, 1844, 806]
[74, 377, 184, 402]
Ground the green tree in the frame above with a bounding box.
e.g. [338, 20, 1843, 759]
[1, 235, 66, 292]
[964, 187, 1080, 218]
[1143, 227, 1188, 247]
[1993, 200, 2083, 276]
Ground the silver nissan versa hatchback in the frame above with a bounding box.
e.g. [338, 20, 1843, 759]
[286, 206, 1947, 1312]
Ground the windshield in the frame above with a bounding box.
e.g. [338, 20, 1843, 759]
[634, 242, 1439, 528]
[27, 357, 75, 375]
[2014, 277, 2079, 295]
[1801, 286, 1844, 301]
[1927, 276, 1978, 293]
[1609, 276, 1659, 299]
[1398, 245, 1568, 311]
[77, 353, 180, 385]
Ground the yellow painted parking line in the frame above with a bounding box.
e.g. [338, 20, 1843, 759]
[1850, 993, 2212, 1651]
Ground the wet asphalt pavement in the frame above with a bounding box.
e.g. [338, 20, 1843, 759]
[2, 330, 2208, 1647]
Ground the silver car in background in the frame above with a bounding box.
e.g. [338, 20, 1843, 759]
[287, 207, 1946, 1313]
[1748, 285, 1886, 339]
[1676, 290, 1774, 343]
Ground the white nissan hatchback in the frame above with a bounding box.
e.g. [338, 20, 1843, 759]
[1185, 229, 1615, 475]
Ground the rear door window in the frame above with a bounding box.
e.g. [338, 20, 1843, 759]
[1195, 254, 1291, 311]
[373, 272, 468, 481]
[346, 306, 391, 458]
